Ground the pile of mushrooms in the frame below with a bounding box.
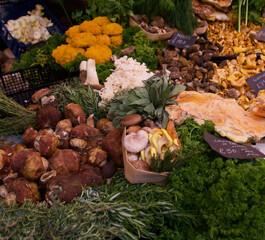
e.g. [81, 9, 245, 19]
[160, 36, 223, 94]
[0, 88, 123, 205]
[122, 114, 181, 171]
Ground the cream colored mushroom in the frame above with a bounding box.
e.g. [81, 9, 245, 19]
[123, 130, 149, 153]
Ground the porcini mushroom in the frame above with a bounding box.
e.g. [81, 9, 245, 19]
[79, 59, 103, 89]
[123, 130, 149, 153]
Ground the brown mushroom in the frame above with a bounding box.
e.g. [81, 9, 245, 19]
[78, 164, 103, 187]
[5, 192, 16, 206]
[64, 103, 86, 126]
[102, 129, 123, 167]
[39, 170, 57, 189]
[86, 114, 95, 128]
[21, 152, 48, 181]
[120, 114, 143, 127]
[31, 88, 53, 104]
[101, 161, 116, 178]
[34, 134, 59, 158]
[0, 145, 15, 158]
[36, 105, 62, 129]
[45, 174, 83, 204]
[86, 147, 107, 167]
[5, 177, 41, 205]
[0, 185, 8, 198]
[23, 126, 39, 148]
[49, 149, 80, 176]
[11, 149, 35, 176]
[0, 149, 10, 178]
[96, 118, 115, 134]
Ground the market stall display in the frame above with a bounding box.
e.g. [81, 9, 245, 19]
[1, 0, 265, 239]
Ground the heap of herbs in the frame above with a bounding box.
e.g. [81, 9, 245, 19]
[111, 26, 164, 71]
[108, 74, 185, 128]
[0, 91, 36, 136]
[0, 171, 192, 240]
[158, 119, 265, 239]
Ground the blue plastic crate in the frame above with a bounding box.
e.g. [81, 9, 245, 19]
[0, 0, 67, 58]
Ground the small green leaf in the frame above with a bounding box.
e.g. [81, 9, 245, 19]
[168, 85, 186, 98]
[143, 103, 155, 113]
[130, 98, 151, 106]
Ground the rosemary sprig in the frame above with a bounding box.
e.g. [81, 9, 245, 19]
[0, 91, 36, 136]
[0, 171, 193, 239]
[52, 78, 107, 119]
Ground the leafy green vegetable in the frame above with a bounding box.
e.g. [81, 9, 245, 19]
[96, 62, 115, 85]
[108, 74, 185, 128]
[232, 0, 265, 26]
[12, 33, 66, 72]
[150, 149, 178, 173]
[111, 28, 164, 71]
[71, 0, 134, 27]
[158, 119, 265, 239]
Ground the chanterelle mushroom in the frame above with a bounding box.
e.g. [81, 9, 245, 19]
[123, 130, 148, 153]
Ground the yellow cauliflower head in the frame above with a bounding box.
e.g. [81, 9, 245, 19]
[96, 34, 111, 45]
[52, 44, 85, 66]
[84, 44, 112, 64]
[110, 34, 123, 47]
[79, 20, 101, 35]
[92, 16, 110, 26]
[65, 25, 80, 38]
[101, 23, 123, 35]
[71, 32, 97, 48]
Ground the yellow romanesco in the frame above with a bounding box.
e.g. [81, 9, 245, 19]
[110, 34, 123, 47]
[65, 25, 80, 38]
[79, 20, 101, 35]
[96, 34, 111, 45]
[101, 23, 123, 35]
[84, 44, 112, 64]
[71, 32, 96, 48]
[52, 44, 85, 65]
[92, 16, 110, 26]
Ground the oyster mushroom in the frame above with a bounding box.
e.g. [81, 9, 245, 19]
[123, 130, 149, 153]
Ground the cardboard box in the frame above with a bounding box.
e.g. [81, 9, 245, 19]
[122, 128, 169, 184]
[129, 16, 174, 41]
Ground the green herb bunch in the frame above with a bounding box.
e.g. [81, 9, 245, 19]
[52, 78, 107, 119]
[0, 91, 36, 136]
[232, 0, 265, 28]
[111, 27, 164, 71]
[108, 74, 186, 128]
[0, 171, 192, 239]
[71, 0, 134, 27]
[158, 119, 265, 239]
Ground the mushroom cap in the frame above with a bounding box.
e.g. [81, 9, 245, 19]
[120, 114, 143, 127]
[123, 130, 149, 153]
[31, 88, 53, 104]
